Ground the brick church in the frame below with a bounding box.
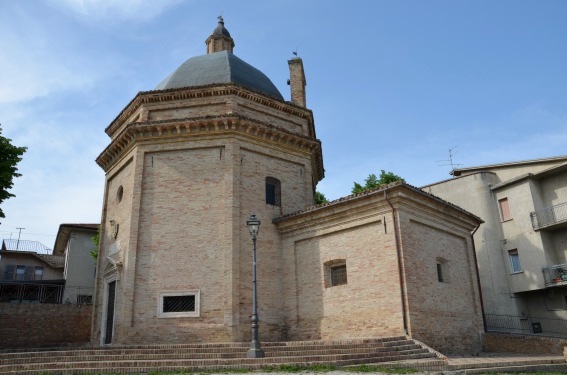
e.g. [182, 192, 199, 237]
[93, 18, 484, 354]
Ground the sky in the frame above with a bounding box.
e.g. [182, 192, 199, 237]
[1, 0, 566, 247]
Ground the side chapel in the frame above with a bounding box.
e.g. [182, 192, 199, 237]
[93, 18, 484, 354]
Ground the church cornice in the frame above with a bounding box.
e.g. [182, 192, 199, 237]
[105, 83, 314, 138]
[96, 114, 324, 181]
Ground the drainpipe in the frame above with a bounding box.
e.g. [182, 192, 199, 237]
[471, 223, 487, 332]
[384, 189, 409, 336]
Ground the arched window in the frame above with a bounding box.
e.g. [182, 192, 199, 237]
[265, 177, 281, 206]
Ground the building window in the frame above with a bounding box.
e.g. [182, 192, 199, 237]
[437, 263, 444, 282]
[15, 265, 25, 281]
[508, 249, 522, 273]
[331, 265, 348, 286]
[436, 257, 450, 283]
[158, 290, 200, 318]
[34, 266, 44, 281]
[265, 177, 281, 206]
[499, 198, 512, 221]
[4, 265, 15, 281]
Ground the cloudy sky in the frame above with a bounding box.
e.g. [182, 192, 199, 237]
[1, 0, 566, 246]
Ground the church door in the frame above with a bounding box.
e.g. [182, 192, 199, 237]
[104, 281, 116, 344]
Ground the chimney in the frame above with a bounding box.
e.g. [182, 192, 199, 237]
[288, 57, 306, 107]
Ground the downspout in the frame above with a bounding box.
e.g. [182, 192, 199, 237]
[470, 223, 487, 332]
[385, 189, 409, 335]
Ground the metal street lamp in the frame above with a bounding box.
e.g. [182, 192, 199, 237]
[246, 213, 265, 358]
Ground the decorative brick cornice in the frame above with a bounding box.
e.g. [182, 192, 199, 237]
[105, 83, 314, 138]
[96, 114, 324, 182]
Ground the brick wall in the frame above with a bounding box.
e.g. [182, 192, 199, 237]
[0, 304, 92, 349]
[483, 332, 567, 354]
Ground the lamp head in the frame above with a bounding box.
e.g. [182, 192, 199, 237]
[246, 214, 261, 237]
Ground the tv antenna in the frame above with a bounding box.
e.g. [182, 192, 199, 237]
[436, 146, 462, 174]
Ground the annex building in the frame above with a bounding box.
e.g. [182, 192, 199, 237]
[92, 18, 484, 354]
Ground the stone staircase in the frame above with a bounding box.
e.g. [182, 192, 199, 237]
[0, 336, 441, 374]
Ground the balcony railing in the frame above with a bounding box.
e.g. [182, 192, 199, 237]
[543, 263, 567, 287]
[485, 313, 567, 337]
[0, 282, 93, 305]
[530, 201, 567, 230]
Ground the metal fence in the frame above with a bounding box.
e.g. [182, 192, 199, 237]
[485, 313, 567, 338]
[0, 283, 93, 305]
[530, 201, 567, 230]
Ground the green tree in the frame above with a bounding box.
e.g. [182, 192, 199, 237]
[315, 191, 329, 204]
[90, 225, 101, 260]
[352, 170, 404, 194]
[0, 125, 26, 219]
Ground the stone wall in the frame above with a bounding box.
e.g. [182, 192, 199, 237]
[0, 304, 92, 349]
[483, 332, 567, 354]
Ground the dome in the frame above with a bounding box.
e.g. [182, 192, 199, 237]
[155, 50, 284, 100]
[212, 19, 231, 37]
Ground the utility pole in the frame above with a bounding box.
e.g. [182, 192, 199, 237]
[16, 228, 25, 250]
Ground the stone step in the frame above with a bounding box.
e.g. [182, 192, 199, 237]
[0, 348, 437, 374]
[0, 339, 417, 360]
[0, 346, 428, 366]
[460, 363, 567, 374]
[447, 357, 566, 370]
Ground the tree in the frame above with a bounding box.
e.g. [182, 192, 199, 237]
[0, 125, 26, 219]
[315, 191, 329, 204]
[90, 225, 101, 260]
[352, 170, 404, 194]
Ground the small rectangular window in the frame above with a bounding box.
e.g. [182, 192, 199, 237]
[437, 263, 444, 282]
[331, 265, 347, 286]
[158, 290, 200, 318]
[265, 177, 281, 206]
[509, 249, 522, 273]
[499, 198, 512, 221]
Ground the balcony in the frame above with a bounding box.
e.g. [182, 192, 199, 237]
[530, 201, 567, 230]
[543, 263, 567, 287]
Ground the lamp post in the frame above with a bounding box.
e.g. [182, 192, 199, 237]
[246, 214, 265, 358]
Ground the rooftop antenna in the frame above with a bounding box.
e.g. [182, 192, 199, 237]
[436, 146, 462, 174]
[16, 227, 25, 250]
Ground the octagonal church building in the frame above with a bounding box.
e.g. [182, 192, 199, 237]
[93, 18, 484, 354]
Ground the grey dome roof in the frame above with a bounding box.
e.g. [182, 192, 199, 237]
[155, 50, 283, 100]
[213, 21, 231, 37]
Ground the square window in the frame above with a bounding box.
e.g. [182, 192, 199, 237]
[508, 249, 522, 273]
[158, 290, 200, 318]
[4, 265, 15, 281]
[499, 198, 512, 221]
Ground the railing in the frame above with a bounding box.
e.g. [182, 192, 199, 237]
[530, 201, 567, 230]
[543, 264, 567, 287]
[0, 283, 93, 305]
[485, 313, 567, 337]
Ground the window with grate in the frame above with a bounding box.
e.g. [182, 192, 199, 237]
[265, 177, 281, 206]
[331, 265, 347, 286]
[158, 290, 200, 318]
[163, 295, 195, 313]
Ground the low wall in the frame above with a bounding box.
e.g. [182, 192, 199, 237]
[483, 332, 567, 355]
[0, 303, 92, 349]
